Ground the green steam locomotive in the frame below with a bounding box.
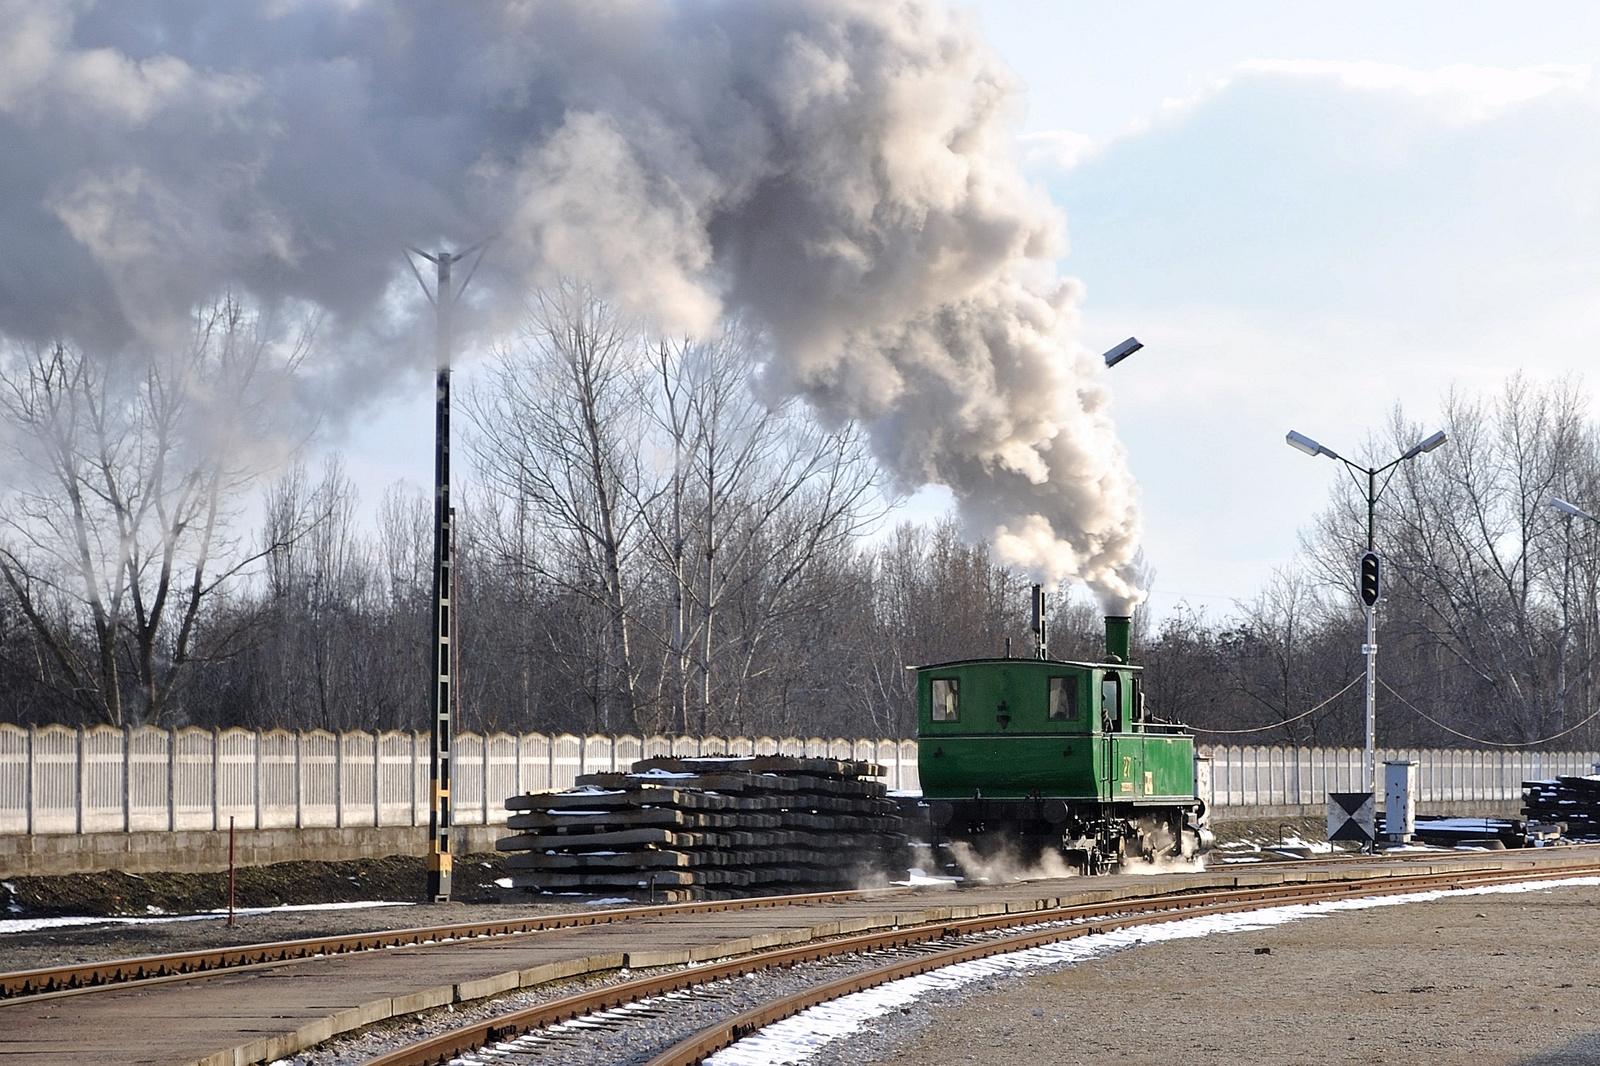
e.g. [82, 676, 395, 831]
[914, 591, 1210, 874]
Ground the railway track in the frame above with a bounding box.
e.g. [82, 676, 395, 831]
[5, 848, 1599, 1066]
[0, 842, 1554, 1004]
[0, 888, 874, 1002]
[354, 857, 1600, 1066]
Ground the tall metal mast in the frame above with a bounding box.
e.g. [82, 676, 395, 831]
[406, 241, 487, 903]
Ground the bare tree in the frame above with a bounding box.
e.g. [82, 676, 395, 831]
[1218, 567, 1348, 744]
[254, 457, 388, 730]
[1306, 375, 1600, 745]
[0, 300, 311, 726]
[635, 327, 880, 734]
[466, 280, 648, 732]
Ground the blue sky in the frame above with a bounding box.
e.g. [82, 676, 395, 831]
[953, 1, 1600, 617]
[336, 2, 1600, 621]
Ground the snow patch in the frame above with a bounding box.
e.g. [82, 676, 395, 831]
[894, 868, 959, 887]
[0, 899, 413, 935]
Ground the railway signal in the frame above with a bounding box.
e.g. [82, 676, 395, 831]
[1286, 426, 1447, 841]
[1359, 551, 1381, 607]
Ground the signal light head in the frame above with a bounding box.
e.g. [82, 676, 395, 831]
[1359, 551, 1381, 607]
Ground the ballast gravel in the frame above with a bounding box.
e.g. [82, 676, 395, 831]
[274, 939, 993, 1066]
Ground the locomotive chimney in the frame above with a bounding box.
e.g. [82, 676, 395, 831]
[1105, 615, 1131, 664]
[1031, 584, 1048, 659]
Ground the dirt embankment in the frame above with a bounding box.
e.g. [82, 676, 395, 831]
[1, 852, 517, 919]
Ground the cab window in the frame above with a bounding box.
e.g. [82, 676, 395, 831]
[931, 678, 959, 722]
[1101, 672, 1121, 732]
[1048, 677, 1077, 722]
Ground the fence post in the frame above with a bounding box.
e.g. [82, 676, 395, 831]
[167, 728, 177, 832]
[334, 731, 344, 829]
[294, 731, 303, 830]
[211, 728, 222, 832]
[24, 725, 35, 835]
[123, 725, 132, 834]
[515, 733, 525, 798]
[250, 730, 261, 830]
[371, 726, 380, 825]
[75, 725, 85, 835]
[412, 731, 420, 827]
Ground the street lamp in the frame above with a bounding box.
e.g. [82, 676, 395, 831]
[1102, 337, 1142, 368]
[1548, 496, 1600, 523]
[1285, 426, 1448, 840]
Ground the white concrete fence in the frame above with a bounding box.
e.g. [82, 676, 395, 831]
[0, 724, 919, 835]
[1198, 745, 1600, 808]
[3, 723, 1595, 835]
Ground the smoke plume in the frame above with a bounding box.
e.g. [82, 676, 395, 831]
[0, 0, 1144, 609]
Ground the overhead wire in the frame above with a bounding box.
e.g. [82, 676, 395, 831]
[1188, 676, 1362, 735]
[1378, 678, 1600, 748]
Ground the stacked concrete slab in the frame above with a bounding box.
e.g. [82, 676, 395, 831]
[1523, 776, 1600, 838]
[498, 755, 906, 900]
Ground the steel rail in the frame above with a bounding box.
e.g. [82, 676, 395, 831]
[0, 887, 877, 1002]
[361, 859, 1600, 1066]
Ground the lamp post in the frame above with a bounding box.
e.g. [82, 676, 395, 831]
[1285, 427, 1447, 831]
[405, 240, 489, 903]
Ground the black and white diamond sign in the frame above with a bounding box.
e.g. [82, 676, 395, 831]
[1327, 791, 1375, 845]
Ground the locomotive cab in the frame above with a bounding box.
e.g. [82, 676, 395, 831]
[914, 611, 1209, 874]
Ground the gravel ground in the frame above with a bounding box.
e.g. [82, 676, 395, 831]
[801, 882, 1600, 1066]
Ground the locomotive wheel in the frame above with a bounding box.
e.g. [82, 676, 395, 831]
[1180, 826, 1201, 859]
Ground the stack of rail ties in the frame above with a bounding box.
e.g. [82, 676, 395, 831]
[498, 755, 906, 901]
[1523, 774, 1600, 840]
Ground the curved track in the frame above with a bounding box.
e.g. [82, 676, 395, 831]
[336, 859, 1600, 1066]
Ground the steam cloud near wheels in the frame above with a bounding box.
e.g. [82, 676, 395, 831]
[0, 0, 1144, 611]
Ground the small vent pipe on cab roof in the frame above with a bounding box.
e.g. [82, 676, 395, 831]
[1031, 584, 1048, 659]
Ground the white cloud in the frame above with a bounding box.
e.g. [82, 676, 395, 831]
[1018, 128, 1098, 172]
[1236, 58, 1592, 124]
[1022, 58, 1596, 165]
[1043, 54, 1600, 616]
